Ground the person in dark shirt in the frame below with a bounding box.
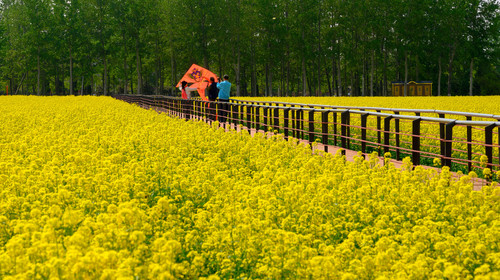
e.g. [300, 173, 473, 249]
[207, 77, 219, 121]
[208, 77, 219, 101]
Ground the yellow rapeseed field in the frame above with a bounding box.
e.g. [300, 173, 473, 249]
[0, 96, 499, 279]
[238, 96, 500, 172]
[238, 96, 500, 115]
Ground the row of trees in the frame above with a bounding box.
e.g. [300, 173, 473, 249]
[0, 0, 499, 97]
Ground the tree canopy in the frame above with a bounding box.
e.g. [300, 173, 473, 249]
[0, 0, 499, 96]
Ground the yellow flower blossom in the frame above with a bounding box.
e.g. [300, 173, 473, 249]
[0, 96, 497, 279]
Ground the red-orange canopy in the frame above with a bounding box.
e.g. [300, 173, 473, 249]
[177, 64, 218, 101]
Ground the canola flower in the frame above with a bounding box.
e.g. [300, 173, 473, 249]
[0, 96, 499, 279]
[239, 96, 500, 115]
[239, 96, 500, 174]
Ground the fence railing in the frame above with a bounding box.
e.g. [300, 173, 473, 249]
[112, 94, 500, 175]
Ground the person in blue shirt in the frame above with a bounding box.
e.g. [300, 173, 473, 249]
[216, 75, 231, 123]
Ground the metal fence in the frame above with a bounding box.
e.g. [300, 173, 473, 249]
[112, 94, 500, 174]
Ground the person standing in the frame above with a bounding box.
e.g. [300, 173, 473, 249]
[179, 81, 196, 119]
[179, 81, 196, 99]
[217, 75, 231, 123]
[207, 77, 219, 121]
[180, 81, 188, 99]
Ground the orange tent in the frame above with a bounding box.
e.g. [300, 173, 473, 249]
[177, 64, 218, 101]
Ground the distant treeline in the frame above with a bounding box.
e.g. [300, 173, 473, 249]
[0, 0, 499, 97]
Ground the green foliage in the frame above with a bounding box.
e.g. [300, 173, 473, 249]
[0, 0, 498, 96]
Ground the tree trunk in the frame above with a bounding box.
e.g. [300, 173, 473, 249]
[55, 64, 58, 95]
[201, 15, 208, 69]
[349, 70, 354, 96]
[370, 50, 374, 97]
[286, 49, 290, 96]
[469, 58, 474, 96]
[307, 67, 314, 95]
[124, 43, 128, 95]
[269, 66, 273, 97]
[155, 30, 160, 95]
[236, 36, 241, 97]
[338, 56, 342, 96]
[280, 58, 285, 97]
[302, 57, 307, 96]
[251, 42, 256, 96]
[90, 72, 94, 95]
[15, 72, 26, 95]
[404, 52, 408, 97]
[317, 1, 321, 97]
[302, 29, 307, 96]
[362, 57, 366, 96]
[136, 37, 142, 95]
[415, 54, 419, 81]
[70, 47, 74, 95]
[265, 63, 269, 97]
[438, 56, 442, 96]
[37, 46, 41, 96]
[383, 42, 387, 96]
[332, 58, 336, 96]
[81, 76, 84, 95]
[170, 49, 175, 95]
[285, 1, 290, 97]
[326, 67, 332, 96]
[447, 44, 456, 97]
[103, 55, 108, 95]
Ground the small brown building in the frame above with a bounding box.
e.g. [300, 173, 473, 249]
[392, 81, 432, 96]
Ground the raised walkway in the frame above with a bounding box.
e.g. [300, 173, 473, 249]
[147, 104, 491, 190]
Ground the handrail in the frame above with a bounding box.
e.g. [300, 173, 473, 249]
[112, 94, 500, 177]
[231, 98, 500, 120]
[121, 94, 500, 126]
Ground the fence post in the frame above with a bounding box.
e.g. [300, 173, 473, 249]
[274, 107, 280, 132]
[177, 99, 180, 117]
[333, 112, 338, 146]
[263, 107, 268, 132]
[383, 116, 393, 154]
[485, 124, 495, 170]
[466, 116, 472, 172]
[361, 113, 368, 155]
[412, 118, 421, 166]
[197, 100, 201, 119]
[377, 110, 382, 154]
[246, 105, 252, 131]
[231, 104, 237, 126]
[192, 100, 196, 119]
[341, 110, 349, 155]
[193, 100, 198, 119]
[180, 99, 184, 119]
[240, 103, 245, 126]
[300, 108, 305, 139]
[189, 99, 194, 120]
[394, 112, 401, 160]
[309, 109, 315, 145]
[255, 106, 260, 132]
[347, 111, 351, 149]
[438, 113, 446, 159]
[322, 111, 329, 152]
[284, 108, 290, 139]
[443, 121, 456, 168]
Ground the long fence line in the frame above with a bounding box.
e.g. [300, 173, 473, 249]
[112, 94, 500, 175]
